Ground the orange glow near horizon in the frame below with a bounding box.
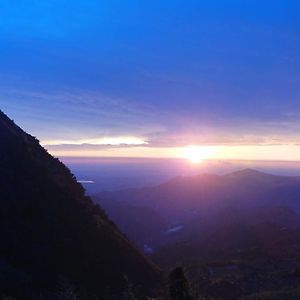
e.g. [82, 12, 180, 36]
[45, 144, 300, 162]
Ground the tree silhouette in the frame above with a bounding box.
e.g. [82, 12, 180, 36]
[169, 267, 192, 300]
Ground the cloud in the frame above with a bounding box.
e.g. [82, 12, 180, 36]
[42, 136, 148, 146]
[0, 88, 167, 139]
[2, 88, 300, 152]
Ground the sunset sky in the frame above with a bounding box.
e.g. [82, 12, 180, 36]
[1, 1, 300, 161]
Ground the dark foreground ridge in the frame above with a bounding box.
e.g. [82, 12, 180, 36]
[0, 110, 161, 299]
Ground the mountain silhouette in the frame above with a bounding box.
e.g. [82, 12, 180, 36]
[0, 110, 161, 299]
[98, 169, 300, 222]
[97, 169, 300, 251]
[97, 169, 300, 298]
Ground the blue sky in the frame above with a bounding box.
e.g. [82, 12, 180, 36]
[1, 1, 300, 159]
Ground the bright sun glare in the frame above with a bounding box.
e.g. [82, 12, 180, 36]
[182, 146, 214, 164]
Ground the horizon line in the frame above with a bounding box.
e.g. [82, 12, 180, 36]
[57, 156, 300, 164]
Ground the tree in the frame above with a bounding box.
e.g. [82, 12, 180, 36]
[168, 267, 192, 300]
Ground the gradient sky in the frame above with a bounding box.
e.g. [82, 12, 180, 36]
[1, 1, 300, 160]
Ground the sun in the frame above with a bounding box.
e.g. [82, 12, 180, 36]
[181, 146, 214, 164]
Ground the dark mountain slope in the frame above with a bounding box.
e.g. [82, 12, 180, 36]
[0, 111, 161, 299]
[99, 198, 167, 250]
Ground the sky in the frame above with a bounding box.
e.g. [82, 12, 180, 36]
[1, 1, 300, 161]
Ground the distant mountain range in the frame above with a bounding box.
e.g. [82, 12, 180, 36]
[98, 169, 300, 215]
[96, 169, 300, 298]
[0, 110, 161, 299]
[96, 169, 300, 250]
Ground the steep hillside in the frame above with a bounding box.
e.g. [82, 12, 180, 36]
[0, 110, 161, 299]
